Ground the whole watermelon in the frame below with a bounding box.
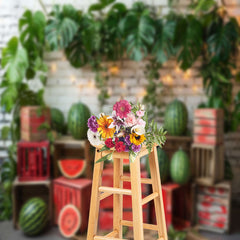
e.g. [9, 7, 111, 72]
[146, 147, 169, 183]
[51, 108, 65, 133]
[164, 99, 188, 136]
[19, 198, 48, 236]
[67, 102, 91, 140]
[170, 149, 190, 185]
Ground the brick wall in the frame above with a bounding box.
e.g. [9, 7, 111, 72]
[0, 0, 240, 200]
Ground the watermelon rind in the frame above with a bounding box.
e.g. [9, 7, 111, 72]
[19, 198, 48, 236]
[67, 102, 91, 140]
[50, 108, 66, 134]
[58, 204, 81, 238]
[164, 99, 188, 136]
[145, 147, 169, 183]
[58, 159, 86, 179]
[170, 149, 190, 185]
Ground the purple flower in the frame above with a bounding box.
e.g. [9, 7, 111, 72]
[125, 135, 131, 146]
[131, 144, 141, 153]
[88, 115, 98, 132]
[125, 145, 130, 152]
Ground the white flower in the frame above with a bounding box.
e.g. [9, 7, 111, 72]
[87, 129, 104, 146]
[131, 125, 145, 135]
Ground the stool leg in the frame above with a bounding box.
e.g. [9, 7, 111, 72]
[87, 150, 104, 240]
[130, 156, 144, 240]
[113, 158, 123, 237]
[149, 147, 168, 240]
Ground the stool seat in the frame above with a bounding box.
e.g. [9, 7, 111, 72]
[87, 145, 168, 240]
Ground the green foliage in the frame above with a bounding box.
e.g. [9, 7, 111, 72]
[1, 37, 28, 83]
[168, 225, 187, 240]
[174, 15, 203, 70]
[1, 126, 10, 140]
[119, 2, 155, 61]
[45, 5, 80, 50]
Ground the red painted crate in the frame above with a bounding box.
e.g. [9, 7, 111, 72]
[99, 209, 148, 231]
[193, 109, 224, 145]
[151, 182, 192, 230]
[53, 177, 92, 232]
[17, 141, 50, 181]
[21, 106, 51, 142]
[100, 167, 149, 209]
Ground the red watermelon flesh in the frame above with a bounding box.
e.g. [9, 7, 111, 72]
[58, 204, 81, 238]
[58, 159, 86, 179]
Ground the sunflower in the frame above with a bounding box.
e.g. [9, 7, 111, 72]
[97, 115, 115, 139]
[129, 132, 146, 146]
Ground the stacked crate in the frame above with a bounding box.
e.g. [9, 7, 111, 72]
[13, 106, 52, 228]
[192, 181, 231, 233]
[53, 136, 92, 233]
[99, 164, 149, 231]
[192, 109, 224, 185]
[191, 108, 230, 233]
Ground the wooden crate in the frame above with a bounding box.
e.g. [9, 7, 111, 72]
[53, 136, 93, 179]
[192, 181, 231, 233]
[53, 177, 92, 232]
[191, 143, 224, 185]
[194, 109, 224, 145]
[17, 141, 50, 181]
[21, 106, 50, 142]
[151, 182, 192, 230]
[12, 179, 52, 229]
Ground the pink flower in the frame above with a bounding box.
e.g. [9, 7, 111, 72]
[137, 118, 146, 128]
[125, 113, 137, 127]
[136, 110, 145, 117]
[113, 100, 131, 119]
[115, 141, 125, 152]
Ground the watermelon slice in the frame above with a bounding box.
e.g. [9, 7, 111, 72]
[58, 204, 81, 238]
[58, 159, 86, 179]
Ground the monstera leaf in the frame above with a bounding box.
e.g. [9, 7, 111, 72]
[152, 18, 176, 64]
[19, 10, 46, 79]
[174, 15, 203, 70]
[1, 37, 28, 83]
[1, 85, 18, 112]
[45, 5, 80, 50]
[119, 2, 155, 61]
[89, 0, 116, 12]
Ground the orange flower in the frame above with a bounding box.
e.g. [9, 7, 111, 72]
[97, 115, 115, 139]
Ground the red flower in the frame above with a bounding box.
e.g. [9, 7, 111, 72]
[115, 141, 125, 152]
[105, 138, 114, 148]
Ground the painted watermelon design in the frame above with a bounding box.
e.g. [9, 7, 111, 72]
[67, 102, 91, 140]
[146, 147, 169, 183]
[19, 198, 48, 236]
[58, 159, 86, 179]
[164, 99, 188, 136]
[58, 204, 81, 238]
[170, 149, 190, 185]
[123, 158, 130, 172]
[51, 108, 65, 134]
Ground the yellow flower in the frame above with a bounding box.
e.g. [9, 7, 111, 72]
[130, 133, 146, 146]
[97, 115, 115, 139]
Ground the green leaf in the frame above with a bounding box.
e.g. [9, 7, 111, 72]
[45, 5, 79, 50]
[174, 15, 203, 70]
[1, 37, 28, 83]
[129, 151, 138, 163]
[120, 9, 155, 61]
[1, 126, 10, 140]
[1, 85, 18, 112]
[96, 152, 113, 163]
[99, 146, 110, 152]
[194, 0, 216, 13]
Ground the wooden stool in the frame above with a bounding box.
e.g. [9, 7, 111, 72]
[87, 145, 168, 240]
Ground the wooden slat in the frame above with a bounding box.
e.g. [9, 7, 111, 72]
[142, 192, 158, 205]
[99, 186, 132, 196]
[120, 176, 152, 184]
[99, 192, 112, 201]
[94, 236, 125, 240]
[121, 220, 158, 231]
[104, 230, 118, 238]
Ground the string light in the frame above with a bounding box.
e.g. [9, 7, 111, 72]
[70, 75, 76, 84]
[192, 85, 198, 93]
[175, 65, 181, 74]
[184, 69, 191, 80]
[120, 80, 127, 89]
[109, 66, 120, 75]
[164, 75, 173, 85]
[51, 63, 57, 73]
[88, 79, 95, 88]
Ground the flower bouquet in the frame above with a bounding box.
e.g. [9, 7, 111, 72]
[87, 100, 166, 163]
